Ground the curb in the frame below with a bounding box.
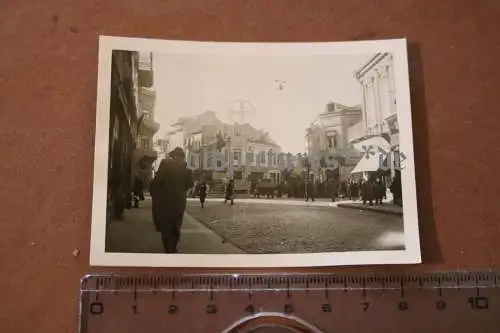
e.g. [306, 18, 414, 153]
[337, 203, 403, 216]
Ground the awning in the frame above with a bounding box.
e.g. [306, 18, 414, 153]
[351, 155, 383, 174]
[353, 136, 391, 153]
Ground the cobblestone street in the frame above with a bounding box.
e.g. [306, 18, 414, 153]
[185, 199, 405, 253]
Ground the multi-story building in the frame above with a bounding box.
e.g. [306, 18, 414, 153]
[131, 52, 159, 191]
[347, 52, 398, 180]
[306, 102, 362, 182]
[108, 50, 143, 221]
[168, 112, 283, 192]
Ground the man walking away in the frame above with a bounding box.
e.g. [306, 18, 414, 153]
[374, 178, 386, 205]
[349, 179, 359, 201]
[390, 170, 403, 207]
[224, 179, 235, 205]
[153, 148, 193, 253]
[329, 179, 338, 202]
[361, 177, 375, 206]
[150, 165, 161, 232]
[198, 178, 207, 208]
[305, 180, 316, 202]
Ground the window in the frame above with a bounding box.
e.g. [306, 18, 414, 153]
[141, 137, 149, 150]
[259, 152, 266, 164]
[327, 135, 337, 149]
[233, 151, 241, 166]
[247, 152, 254, 164]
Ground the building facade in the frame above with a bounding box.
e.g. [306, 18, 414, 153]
[347, 52, 399, 180]
[306, 102, 363, 182]
[108, 51, 141, 221]
[166, 112, 283, 192]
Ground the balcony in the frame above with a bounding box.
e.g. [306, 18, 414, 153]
[347, 121, 365, 143]
[140, 116, 160, 135]
[138, 52, 153, 88]
[139, 87, 156, 113]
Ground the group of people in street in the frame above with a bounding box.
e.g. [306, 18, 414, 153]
[301, 171, 403, 207]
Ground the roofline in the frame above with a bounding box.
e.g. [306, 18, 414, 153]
[355, 53, 389, 80]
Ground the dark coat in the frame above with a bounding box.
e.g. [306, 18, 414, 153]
[198, 183, 207, 197]
[151, 158, 192, 231]
[361, 181, 375, 200]
[374, 181, 386, 199]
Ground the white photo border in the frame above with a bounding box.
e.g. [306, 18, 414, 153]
[90, 36, 421, 267]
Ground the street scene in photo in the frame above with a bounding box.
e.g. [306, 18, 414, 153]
[95, 37, 419, 265]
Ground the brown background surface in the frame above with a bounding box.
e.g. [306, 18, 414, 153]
[1, 0, 500, 332]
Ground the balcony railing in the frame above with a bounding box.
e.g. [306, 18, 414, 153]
[138, 52, 153, 88]
[139, 87, 156, 114]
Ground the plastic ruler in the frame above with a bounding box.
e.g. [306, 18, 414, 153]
[79, 271, 500, 332]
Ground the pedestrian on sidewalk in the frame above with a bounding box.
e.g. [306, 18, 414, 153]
[374, 177, 385, 205]
[150, 167, 161, 232]
[132, 176, 144, 208]
[224, 179, 235, 205]
[349, 179, 360, 201]
[329, 179, 338, 202]
[305, 180, 316, 202]
[390, 170, 403, 207]
[198, 178, 207, 208]
[361, 177, 375, 206]
[153, 148, 193, 253]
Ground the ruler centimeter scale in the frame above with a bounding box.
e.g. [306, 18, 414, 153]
[80, 271, 500, 333]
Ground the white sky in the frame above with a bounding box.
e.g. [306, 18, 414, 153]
[152, 53, 373, 154]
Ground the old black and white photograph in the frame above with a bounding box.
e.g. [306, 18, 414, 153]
[90, 36, 421, 267]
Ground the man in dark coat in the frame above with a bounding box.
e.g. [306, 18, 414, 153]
[374, 178, 386, 205]
[224, 179, 235, 205]
[152, 148, 193, 253]
[361, 177, 375, 206]
[390, 170, 403, 207]
[198, 178, 208, 208]
[349, 179, 360, 201]
[329, 179, 339, 202]
[305, 180, 315, 202]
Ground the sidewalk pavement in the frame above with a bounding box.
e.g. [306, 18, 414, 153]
[337, 202, 403, 216]
[106, 198, 245, 254]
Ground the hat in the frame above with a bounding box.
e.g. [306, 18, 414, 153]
[169, 147, 185, 159]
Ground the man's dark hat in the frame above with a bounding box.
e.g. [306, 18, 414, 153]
[169, 147, 185, 158]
